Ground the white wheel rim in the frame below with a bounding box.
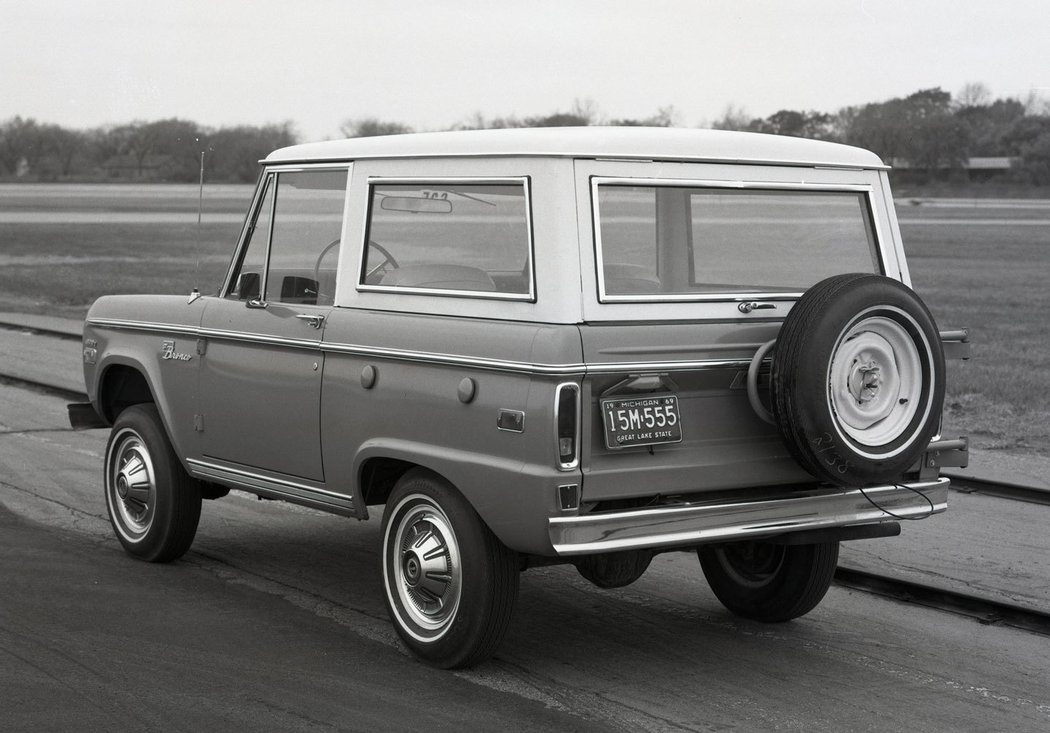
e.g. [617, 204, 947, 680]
[384, 494, 462, 642]
[827, 309, 928, 454]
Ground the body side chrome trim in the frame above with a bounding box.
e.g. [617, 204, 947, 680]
[88, 318, 200, 337]
[549, 477, 948, 555]
[319, 341, 586, 374]
[197, 326, 320, 350]
[187, 457, 352, 503]
[88, 318, 321, 351]
[320, 341, 755, 375]
[87, 317, 758, 375]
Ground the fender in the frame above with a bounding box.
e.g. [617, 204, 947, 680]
[84, 293, 208, 472]
[353, 437, 565, 555]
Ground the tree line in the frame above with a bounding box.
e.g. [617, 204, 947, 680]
[3, 84, 1050, 184]
[0, 118, 296, 183]
[713, 84, 1050, 184]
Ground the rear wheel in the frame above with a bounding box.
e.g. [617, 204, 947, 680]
[104, 404, 201, 563]
[698, 540, 839, 622]
[381, 470, 519, 668]
[575, 549, 653, 589]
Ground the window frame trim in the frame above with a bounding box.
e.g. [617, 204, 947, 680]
[357, 176, 537, 302]
[220, 163, 351, 304]
[590, 176, 885, 304]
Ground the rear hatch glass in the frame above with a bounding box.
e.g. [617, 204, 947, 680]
[594, 184, 880, 301]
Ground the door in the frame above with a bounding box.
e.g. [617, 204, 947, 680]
[197, 166, 349, 482]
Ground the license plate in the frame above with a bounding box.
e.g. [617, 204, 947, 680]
[600, 394, 683, 450]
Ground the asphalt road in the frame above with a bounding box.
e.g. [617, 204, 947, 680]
[2, 381, 1050, 732]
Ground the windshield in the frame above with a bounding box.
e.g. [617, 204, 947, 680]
[594, 184, 880, 300]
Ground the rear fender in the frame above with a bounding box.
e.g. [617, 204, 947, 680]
[354, 438, 563, 555]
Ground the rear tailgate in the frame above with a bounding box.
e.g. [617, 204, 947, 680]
[579, 321, 811, 503]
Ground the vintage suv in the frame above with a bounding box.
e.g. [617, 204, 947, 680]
[70, 127, 969, 668]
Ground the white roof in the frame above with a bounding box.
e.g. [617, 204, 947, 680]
[265, 126, 886, 169]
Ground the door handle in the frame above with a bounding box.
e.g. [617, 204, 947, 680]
[737, 301, 778, 314]
[296, 314, 326, 329]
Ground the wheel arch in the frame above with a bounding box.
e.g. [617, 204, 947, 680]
[352, 439, 556, 555]
[358, 455, 418, 513]
[95, 356, 193, 472]
[98, 361, 155, 423]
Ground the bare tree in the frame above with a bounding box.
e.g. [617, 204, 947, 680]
[956, 82, 992, 109]
[340, 118, 413, 138]
[710, 104, 753, 131]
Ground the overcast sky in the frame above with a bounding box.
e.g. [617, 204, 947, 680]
[4, 0, 1049, 141]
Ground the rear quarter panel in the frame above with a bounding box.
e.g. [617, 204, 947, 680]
[319, 308, 584, 554]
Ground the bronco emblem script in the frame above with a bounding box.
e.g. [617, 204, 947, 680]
[160, 340, 193, 362]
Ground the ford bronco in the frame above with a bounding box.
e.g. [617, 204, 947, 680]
[69, 127, 969, 668]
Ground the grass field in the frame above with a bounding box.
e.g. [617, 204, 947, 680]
[898, 200, 1050, 455]
[1, 184, 1047, 456]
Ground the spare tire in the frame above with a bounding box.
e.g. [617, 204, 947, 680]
[771, 273, 945, 486]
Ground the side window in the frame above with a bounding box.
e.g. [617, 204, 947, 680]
[360, 179, 533, 299]
[226, 168, 347, 306]
[227, 175, 273, 301]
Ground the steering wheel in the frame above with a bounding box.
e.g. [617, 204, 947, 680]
[312, 238, 342, 303]
[364, 240, 399, 284]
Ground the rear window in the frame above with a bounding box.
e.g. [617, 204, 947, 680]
[594, 183, 880, 301]
[360, 179, 534, 299]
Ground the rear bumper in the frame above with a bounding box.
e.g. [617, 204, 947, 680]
[549, 477, 948, 556]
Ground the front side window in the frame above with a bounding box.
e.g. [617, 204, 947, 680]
[595, 183, 880, 300]
[227, 168, 347, 305]
[361, 179, 533, 299]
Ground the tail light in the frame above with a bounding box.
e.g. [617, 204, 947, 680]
[555, 383, 581, 470]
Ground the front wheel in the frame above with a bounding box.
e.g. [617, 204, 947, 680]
[381, 470, 519, 668]
[698, 541, 839, 622]
[104, 404, 202, 562]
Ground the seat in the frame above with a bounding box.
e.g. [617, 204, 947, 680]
[603, 263, 660, 294]
[380, 264, 497, 292]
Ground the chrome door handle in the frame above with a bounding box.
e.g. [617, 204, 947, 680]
[738, 301, 778, 314]
[296, 314, 326, 329]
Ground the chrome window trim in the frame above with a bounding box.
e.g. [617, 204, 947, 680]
[265, 166, 351, 304]
[219, 169, 270, 297]
[220, 164, 352, 301]
[259, 172, 279, 301]
[590, 177, 883, 304]
[357, 176, 536, 302]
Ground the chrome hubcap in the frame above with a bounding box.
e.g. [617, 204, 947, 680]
[108, 432, 157, 539]
[386, 495, 462, 641]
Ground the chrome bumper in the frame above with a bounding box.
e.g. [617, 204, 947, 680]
[549, 477, 948, 556]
